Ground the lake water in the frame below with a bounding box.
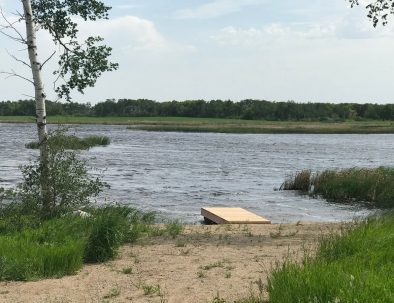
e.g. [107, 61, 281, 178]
[1, 123, 393, 223]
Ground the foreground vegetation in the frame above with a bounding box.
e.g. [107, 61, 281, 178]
[0, 130, 184, 281]
[267, 212, 394, 303]
[2, 115, 394, 134]
[0, 203, 184, 281]
[282, 167, 394, 208]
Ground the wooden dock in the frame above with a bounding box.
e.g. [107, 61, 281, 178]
[201, 207, 271, 224]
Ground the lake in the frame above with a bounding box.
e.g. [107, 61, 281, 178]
[1, 123, 393, 223]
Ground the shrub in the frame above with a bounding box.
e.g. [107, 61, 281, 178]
[19, 142, 108, 219]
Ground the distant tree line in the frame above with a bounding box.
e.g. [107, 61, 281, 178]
[1, 99, 394, 121]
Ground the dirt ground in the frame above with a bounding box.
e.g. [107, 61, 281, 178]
[0, 222, 340, 303]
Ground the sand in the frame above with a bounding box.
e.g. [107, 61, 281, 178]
[0, 222, 340, 303]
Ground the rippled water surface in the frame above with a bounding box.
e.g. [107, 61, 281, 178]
[1, 123, 393, 223]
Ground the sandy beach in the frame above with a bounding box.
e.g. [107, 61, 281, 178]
[0, 222, 340, 303]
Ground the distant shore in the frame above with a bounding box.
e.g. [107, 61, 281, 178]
[1, 116, 394, 134]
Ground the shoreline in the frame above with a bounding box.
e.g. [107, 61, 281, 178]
[1, 116, 394, 134]
[0, 222, 340, 303]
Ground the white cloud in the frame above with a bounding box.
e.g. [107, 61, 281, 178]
[78, 16, 167, 51]
[175, 0, 264, 19]
[212, 18, 394, 49]
[77, 16, 196, 53]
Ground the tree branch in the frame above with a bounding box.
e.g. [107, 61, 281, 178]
[0, 70, 34, 85]
[40, 50, 56, 70]
[0, 7, 26, 44]
[6, 49, 31, 69]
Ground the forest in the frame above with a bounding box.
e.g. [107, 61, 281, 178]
[1, 99, 393, 121]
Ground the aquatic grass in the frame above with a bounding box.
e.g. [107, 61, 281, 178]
[281, 170, 311, 191]
[313, 167, 394, 208]
[267, 212, 394, 303]
[26, 134, 110, 150]
[282, 167, 394, 208]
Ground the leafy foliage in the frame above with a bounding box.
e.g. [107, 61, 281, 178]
[19, 133, 108, 218]
[349, 0, 394, 27]
[29, 0, 118, 100]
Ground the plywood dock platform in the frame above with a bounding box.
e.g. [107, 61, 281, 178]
[201, 207, 271, 224]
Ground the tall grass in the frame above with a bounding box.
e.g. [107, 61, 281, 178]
[282, 167, 394, 208]
[267, 212, 394, 303]
[0, 205, 155, 281]
[281, 170, 311, 191]
[26, 134, 110, 150]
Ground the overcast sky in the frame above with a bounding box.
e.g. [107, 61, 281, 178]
[0, 0, 394, 104]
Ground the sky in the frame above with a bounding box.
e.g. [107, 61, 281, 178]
[0, 0, 394, 104]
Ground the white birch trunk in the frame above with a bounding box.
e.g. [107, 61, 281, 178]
[22, 0, 51, 216]
[22, 0, 47, 143]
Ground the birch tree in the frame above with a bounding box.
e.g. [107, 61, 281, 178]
[349, 0, 394, 26]
[0, 0, 118, 216]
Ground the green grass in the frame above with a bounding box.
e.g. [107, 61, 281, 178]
[0, 205, 156, 281]
[2, 115, 394, 133]
[25, 134, 110, 150]
[267, 212, 394, 303]
[282, 167, 394, 208]
[281, 170, 311, 191]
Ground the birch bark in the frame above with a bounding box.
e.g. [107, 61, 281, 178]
[22, 0, 51, 216]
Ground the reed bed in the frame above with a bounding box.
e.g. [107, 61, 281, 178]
[26, 134, 110, 150]
[282, 167, 394, 208]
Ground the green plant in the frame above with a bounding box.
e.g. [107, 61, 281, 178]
[142, 284, 161, 296]
[0, 217, 87, 280]
[267, 212, 394, 303]
[26, 134, 110, 150]
[281, 170, 311, 191]
[282, 167, 394, 209]
[19, 136, 108, 219]
[121, 267, 132, 274]
[165, 220, 183, 238]
[83, 209, 128, 263]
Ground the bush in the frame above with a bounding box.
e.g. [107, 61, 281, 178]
[19, 141, 108, 219]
